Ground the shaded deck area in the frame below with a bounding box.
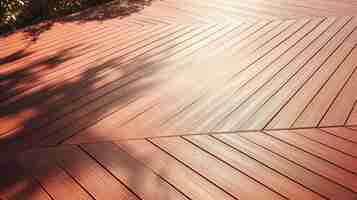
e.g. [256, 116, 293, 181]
[2, 0, 357, 199]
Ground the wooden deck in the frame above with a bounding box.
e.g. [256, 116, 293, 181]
[2, 0, 357, 199]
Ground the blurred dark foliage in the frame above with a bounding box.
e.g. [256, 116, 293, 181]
[0, 0, 150, 34]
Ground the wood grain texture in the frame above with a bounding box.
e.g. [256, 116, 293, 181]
[3, 0, 357, 199]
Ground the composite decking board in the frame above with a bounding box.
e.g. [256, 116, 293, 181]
[0, 24, 189, 104]
[3, 23, 212, 108]
[207, 18, 327, 131]
[0, 19, 146, 63]
[0, 23, 197, 136]
[171, 0, 284, 19]
[170, 1, 298, 18]
[15, 150, 94, 200]
[292, 47, 357, 127]
[0, 23, 159, 103]
[0, 22, 211, 123]
[220, 17, 348, 131]
[320, 127, 357, 143]
[216, 0, 315, 18]
[265, 130, 357, 173]
[168, 0, 320, 20]
[108, 19, 294, 133]
[9, 24, 204, 99]
[0, 18, 150, 53]
[112, 19, 298, 134]
[167, 0, 280, 20]
[146, 2, 220, 24]
[230, 0, 332, 17]
[133, 4, 215, 23]
[163, 0, 267, 21]
[184, 135, 324, 200]
[153, 1, 229, 23]
[135, 5, 204, 23]
[214, 133, 357, 200]
[347, 103, 357, 125]
[239, 17, 356, 129]
[162, 0, 280, 21]
[135, 12, 186, 25]
[38, 23, 238, 145]
[0, 14, 231, 80]
[170, 0, 307, 20]
[62, 20, 274, 143]
[0, 22, 152, 77]
[133, 12, 174, 25]
[0, 23, 188, 103]
[191, 0, 354, 17]
[0, 18, 144, 57]
[140, 5, 197, 21]
[176, 17, 346, 132]
[4, 0, 357, 199]
[0, 24, 142, 63]
[266, 0, 351, 13]
[291, 128, 357, 158]
[164, 0, 354, 19]
[81, 142, 189, 200]
[115, 139, 236, 200]
[139, 2, 211, 22]
[150, 137, 285, 200]
[238, 131, 357, 192]
[0, 161, 52, 200]
[121, 10, 178, 25]
[0, 17, 140, 48]
[266, 23, 357, 129]
[320, 66, 357, 126]
[348, 126, 357, 132]
[42, 146, 140, 200]
[157, 0, 260, 22]
[161, 18, 329, 133]
[0, 22, 172, 107]
[63, 22, 263, 143]
[60, 19, 268, 142]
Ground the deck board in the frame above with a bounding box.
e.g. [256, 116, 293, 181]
[185, 134, 324, 200]
[3, 128, 357, 199]
[116, 139, 236, 200]
[3, 0, 357, 199]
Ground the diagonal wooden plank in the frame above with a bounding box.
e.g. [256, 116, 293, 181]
[185, 134, 324, 200]
[115, 139, 236, 200]
[15, 149, 94, 200]
[81, 142, 189, 200]
[214, 132, 357, 200]
[239, 131, 357, 192]
[150, 136, 285, 200]
[320, 127, 357, 143]
[265, 129, 357, 173]
[0, 160, 52, 200]
[44, 146, 139, 200]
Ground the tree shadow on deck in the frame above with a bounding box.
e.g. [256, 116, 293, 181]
[0, 43, 163, 152]
[0, 49, 33, 66]
[0, 37, 175, 198]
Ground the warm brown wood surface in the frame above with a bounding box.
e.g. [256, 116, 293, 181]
[2, 0, 357, 199]
[3, 127, 357, 200]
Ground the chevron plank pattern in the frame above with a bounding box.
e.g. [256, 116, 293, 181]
[2, 126, 357, 200]
[2, 0, 357, 199]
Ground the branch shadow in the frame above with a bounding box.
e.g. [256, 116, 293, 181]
[0, 50, 33, 66]
[0, 0, 183, 194]
[0, 34, 173, 198]
[0, 43, 162, 149]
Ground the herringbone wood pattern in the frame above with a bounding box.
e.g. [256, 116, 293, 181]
[2, 0, 357, 199]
